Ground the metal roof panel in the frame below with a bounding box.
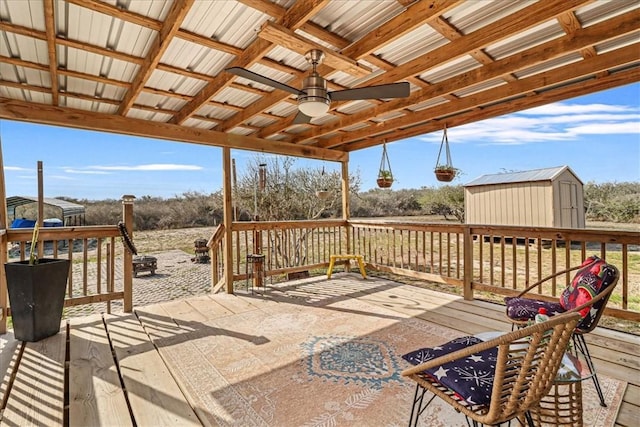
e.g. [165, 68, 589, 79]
[182, 0, 268, 49]
[375, 24, 446, 66]
[464, 166, 580, 187]
[313, 0, 404, 43]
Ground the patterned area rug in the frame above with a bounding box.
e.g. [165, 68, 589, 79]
[137, 295, 626, 427]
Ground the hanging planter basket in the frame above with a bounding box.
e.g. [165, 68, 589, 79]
[315, 190, 331, 200]
[377, 142, 394, 188]
[435, 168, 456, 182]
[316, 166, 332, 200]
[434, 125, 457, 182]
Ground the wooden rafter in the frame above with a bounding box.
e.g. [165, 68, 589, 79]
[0, 0, 636, 156]
[117, 0, 194, 115]
[321, 45, 640, 150]
[170, 0, 331, 125]
[0, 98, 348, 162]
[291, 9, 640, 145]
[43, 0, 59, 105]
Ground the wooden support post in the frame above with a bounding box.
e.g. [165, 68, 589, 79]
[121, 195, 135, 312]
[341, 161, 351, 255]
[463, 226, 473, 300]
[222, 147, 234, 294]
[0, 137, 7, 333]
[252, 229, 263, 287]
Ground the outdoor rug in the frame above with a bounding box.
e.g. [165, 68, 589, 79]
[137, 291, 626, 426]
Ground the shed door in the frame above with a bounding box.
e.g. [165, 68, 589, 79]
[560, 181, 579, 228]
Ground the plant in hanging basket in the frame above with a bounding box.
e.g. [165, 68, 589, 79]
[315, 189, 332, 200]
[377, 170, 394, 188]
[434, 166, 458, 182]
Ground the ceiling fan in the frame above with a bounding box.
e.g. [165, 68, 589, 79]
[226, 49, 410, 124]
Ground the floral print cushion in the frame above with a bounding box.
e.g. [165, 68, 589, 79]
[402, 336, 498, 406]
[505, 256, 617, 331]
[559, 256, 617, 330]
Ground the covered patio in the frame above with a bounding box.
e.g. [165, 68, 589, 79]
[0, 0, 639, 425]
[1, 274, 636, 425]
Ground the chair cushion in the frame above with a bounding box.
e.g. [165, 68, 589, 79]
[504, 297, 564, 322]
[402, 336, 498, 406]
[559, 255, 617, 330]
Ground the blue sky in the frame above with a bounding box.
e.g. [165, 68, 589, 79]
[1, 82, 639, 201]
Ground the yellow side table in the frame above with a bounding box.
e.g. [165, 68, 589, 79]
[327, 254, 367, 279]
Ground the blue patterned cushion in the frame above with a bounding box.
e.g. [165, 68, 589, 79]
[402, 336, 498, 406]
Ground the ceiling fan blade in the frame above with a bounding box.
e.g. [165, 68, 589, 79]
[330, 82, 410, 101]
[292, 111, 311, 125]
[225, 67, 303, 95]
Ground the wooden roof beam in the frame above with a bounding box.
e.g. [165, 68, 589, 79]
[43, 0, 59, 105]
[0, 21, 141, 65]
[0, 98, 347, 163]
[222, 0, 459, 133]
[364, 0, 592, 88]
[318, 43, 639, 149]
[169, 0, 330, 125]
[258, 22, 371, 77]
[69, 0, 243, 55]
[342, 67, 640, 152]
[117, 0, 194, 115]
[291, 8, 639, 144]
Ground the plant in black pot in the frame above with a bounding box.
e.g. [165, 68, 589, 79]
[4, 222, 70, 342]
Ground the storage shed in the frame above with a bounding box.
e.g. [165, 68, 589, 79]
[464, 166, 584, 228]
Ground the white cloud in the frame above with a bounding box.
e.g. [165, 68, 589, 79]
[64, 169, 110, 175]
[566, 122, 640, 135]
[4, 166, 30, 171]
[89, 164, 203, 171]
[520, 102, 634, 115]
[418, 101, 640, 145]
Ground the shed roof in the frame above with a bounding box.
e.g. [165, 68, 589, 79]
[6, 196, 86, 219]
[464, 166, 582, 187]
[0, 0, 638, 160]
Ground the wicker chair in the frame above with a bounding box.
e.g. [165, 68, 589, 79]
[402, 312, 581, 427]
[504, 255, 619, 407]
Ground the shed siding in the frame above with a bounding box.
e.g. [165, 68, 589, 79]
[464, 167, 584, 228]
[465, 181, 553, 226]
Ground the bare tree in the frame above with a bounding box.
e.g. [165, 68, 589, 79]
[234, 156, 361, 268]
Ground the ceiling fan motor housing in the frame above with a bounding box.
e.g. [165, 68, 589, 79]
[298, 72, 330, 116]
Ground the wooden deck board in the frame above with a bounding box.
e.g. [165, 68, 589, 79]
[68, 315, 131, 426]
[148, 299, 209, 324]
[0, 331, 20, 419]
[104, 313, 200, 427]
[176, 294, 234, 321]
[208, 293, 260, 314]
[1, 330, 66, 426]
[1, 274, 637, 426]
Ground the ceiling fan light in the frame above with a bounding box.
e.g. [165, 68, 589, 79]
[298, 97, 330, 117]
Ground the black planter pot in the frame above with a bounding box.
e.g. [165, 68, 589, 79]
[5, 258, 70, 342]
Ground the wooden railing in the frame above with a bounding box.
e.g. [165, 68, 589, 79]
[1, 196, 135, 334]
[230, 220, 348, 281]
[3, 216, 635, 334]
[207, 223, 226, 292]
[0, 225, 133, 333]
[208, 219, 639, 322]
[349, 220, 639, 322]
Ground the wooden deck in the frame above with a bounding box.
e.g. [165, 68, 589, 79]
[1, 274, 638, 426]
